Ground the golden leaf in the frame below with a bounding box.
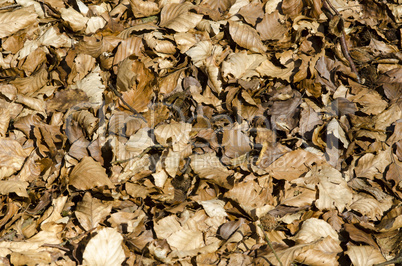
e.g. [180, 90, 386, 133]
[228, 21, 266, 53]
[256, 10, 289, 41]
[159, 3, 203, 32]
[0, 6, 38, 38]
[75, 192, 112, 231]
[129, 0, 160, 18]
[69, 156, 114, 190]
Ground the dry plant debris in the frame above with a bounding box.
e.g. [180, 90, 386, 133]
[0, 0, 401, 265]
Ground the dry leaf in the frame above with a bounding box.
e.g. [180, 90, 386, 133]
[75, 192, 112, 231]
[345, 245, 386, 266]
[0, 6, 38, 38]
[159, 3, 203, 32]
[228, 21, 266, 53]
[69, 156, 114, 190]
[0, 181, 29, 197]
[82, 227, 126, 266]
[256, 10, 288, 41]
[0, 138, 31, 179]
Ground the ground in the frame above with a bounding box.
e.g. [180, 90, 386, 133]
[0, 0, 401, 265]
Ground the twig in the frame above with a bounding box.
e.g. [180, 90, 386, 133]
[108, 83, 146, 121]
[0, 4, 21, 11]
[322, 0, 361, 84]
[258, 224, 283, 266]
[374, 254, 402, 266]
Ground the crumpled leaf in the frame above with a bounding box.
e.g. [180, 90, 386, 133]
[60, 7, 89, 32]
[345, 245, 386, 266]
[200, 199, 227, 217]
[69, 156, 114, 190]
[75, 193, 112, 231]
[0, 6, 38, 38]
[256, 10, 289, 41]
[221, 51, 265, 81]
[0, 181, 29, 197]
[294, 218, 339, 244]
[82, 227, 126, 266]
[257, 59, 295, 82]
[0, 138, 31, 179]
[159, 3, 203, 32]
[129, 0, 160, 18]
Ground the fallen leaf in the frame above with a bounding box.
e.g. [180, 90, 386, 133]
[83, 227, 126, 266]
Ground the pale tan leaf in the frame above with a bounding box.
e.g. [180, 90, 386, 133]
[294, 218, 339, 244]
[375, 103, 402, 131]
[256, 10, 288, 41]
[125, 128, 154, 155]
[0, 6, 38, 38]
[257, 237, 341, 266]
[164, 149, 180, 177]
[256, 59, 295, 82]
[154, 216, 182, 239]
[345, 245, 386, 266]
[129, 0, 160, 18]
[85, 16, 107, 35]
[0, 138, 31, 179]
[294, 237, 342, 265]
[40, 196, 68, 227]
[167, 229, 204, 251]
[60, 7, 89, 32]
[15, 94, 46, 113]
[221, 51, 265, 81]
[39, 26, 72, 48]
[75, 193, 112, 231]
[349, 194, 393, 221]
[0, 180, 29, 197]
[71, 66, 105, 105]
[265, 149, 326, 181]
[238, 2, 264, 26]
[0, 108, 10, 137]
[69, 156, 114, 190]
[154, 121, 191, 151]
[10, 251, 51, 266]
[113, 37, 143, 68]
[11, 67, 48, 96]
[354, 149, 392, 179]
[159, 3, 203, 32]
[186, 41, 214, 67]
[200, 199, 227, 217]
[190, 153, 233, 181]
[228, 21, 266, 53]
[310, 165, 353, 212]
[225, 180, 267, 214]
[174, 32, 197, 53]
[83, 228, 126, 266]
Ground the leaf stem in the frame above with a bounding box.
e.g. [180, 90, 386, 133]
[258, 223, 283, 266]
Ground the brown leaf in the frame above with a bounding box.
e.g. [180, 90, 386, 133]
[256, 10, 289, 41]
[129, 0, 160, 18]
[0, 6, 38, 38]
[69, 156, 114, 190]
[159, 3, 203, 32]
[345, 245, 386, 266]
[75, 192, 112, 231]
[228, 21, 266, 53]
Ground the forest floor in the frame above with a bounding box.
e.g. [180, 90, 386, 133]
[0, 0, 401, 265]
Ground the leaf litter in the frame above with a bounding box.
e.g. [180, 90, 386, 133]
[0, 0, 401, 265]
